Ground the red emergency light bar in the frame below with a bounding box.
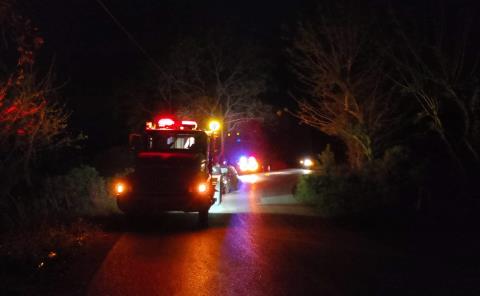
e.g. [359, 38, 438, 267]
[158, 118, 175, 127]
[145, 118, 198, 130]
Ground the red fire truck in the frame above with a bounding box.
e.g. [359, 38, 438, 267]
[114, 117, 216, 225]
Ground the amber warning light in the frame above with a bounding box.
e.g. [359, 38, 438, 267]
[115, 182, 126, 195]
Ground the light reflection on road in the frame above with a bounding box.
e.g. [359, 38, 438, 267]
[210, 169, 316, 216]
[88, 170, 322, 295]
[237, 174, 261, 184]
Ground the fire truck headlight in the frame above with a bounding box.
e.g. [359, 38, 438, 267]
[197, 183, 208, 193]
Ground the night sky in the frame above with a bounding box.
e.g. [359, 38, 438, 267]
[28, 0, 312, 94]
[20, 0, 320, 156]
[17, 0, 479, 162]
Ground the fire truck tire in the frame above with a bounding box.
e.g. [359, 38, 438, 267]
[198, 209, 209, 226]
[214, 189, 222, 205]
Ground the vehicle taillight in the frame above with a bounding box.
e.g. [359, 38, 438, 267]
[115, 182, 126, 195]
[197, 183, 208, 193]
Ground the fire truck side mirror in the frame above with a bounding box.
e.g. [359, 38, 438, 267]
[129, 133, 142, 152]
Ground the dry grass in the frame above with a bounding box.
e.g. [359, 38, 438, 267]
[0, 218, 104, 295]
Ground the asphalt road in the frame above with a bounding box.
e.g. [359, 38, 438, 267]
[85, 169, 479, 296]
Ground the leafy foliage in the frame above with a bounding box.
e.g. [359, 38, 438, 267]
[295, 146, 418, 218]
[317, 144, 336, 175]
[43, 166, 118, 217]
[1, 165, 118, 231]
[0, 3, 73, 198]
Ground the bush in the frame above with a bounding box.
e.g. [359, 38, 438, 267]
[295, 146, 418, 218]
[43, 166, 119, 217]
[0, 165, 119, 231]
[317, 144, 336, 175]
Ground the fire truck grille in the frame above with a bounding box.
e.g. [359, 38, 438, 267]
[135, 172, 191, 196]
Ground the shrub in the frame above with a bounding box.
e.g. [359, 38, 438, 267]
[0, 165, 120, 232]
[295, 146, 418, 219]
[43, 165, 119, 217]
[317, 144, 336, 175]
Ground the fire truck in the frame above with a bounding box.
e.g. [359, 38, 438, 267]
[114, 117, 217, 225]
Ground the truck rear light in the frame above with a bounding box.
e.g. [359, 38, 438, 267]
[197, 183, 208, 193]
[115, 182, 126, 194]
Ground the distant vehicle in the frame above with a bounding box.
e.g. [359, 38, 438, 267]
[236, 155, 260, 175]
[212, 164, 239, 199]
[224, 121, 266, 175]
[114, 118, 216, 225]
[299, 157, 315, 169]
[222, 165, 240, 193]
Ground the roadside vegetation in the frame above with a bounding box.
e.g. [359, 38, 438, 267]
[295, 146, 418, 220]
[292, 1, 480, 223]
[1, 0, 480, 290]
[0, 3, 121, 292]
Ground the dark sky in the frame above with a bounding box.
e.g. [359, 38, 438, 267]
[18, 0, 480, 158]
[27, 0, 313, 90]
[26, 0, 478, 101]
[19, 0, 319, 154]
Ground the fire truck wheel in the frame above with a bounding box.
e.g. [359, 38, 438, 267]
[198, 209, 209, 226]
[214, 189, 222, 205]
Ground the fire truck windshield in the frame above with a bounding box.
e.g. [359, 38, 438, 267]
[144, 131, 207, 153]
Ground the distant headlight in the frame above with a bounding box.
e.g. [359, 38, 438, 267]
[302, 158, 314, 168]
[238, 155, 259, 172]
[247, 156, 259, 172]
[238, 156, 249, 172]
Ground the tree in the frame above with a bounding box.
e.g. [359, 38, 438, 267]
[390, 3, 480, 176]
[288, 3, 396, 169]
[132, 33, 271, 158]
[0, 2, 71, 195]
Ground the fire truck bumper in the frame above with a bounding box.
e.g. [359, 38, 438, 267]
[117, 192, 215, 214]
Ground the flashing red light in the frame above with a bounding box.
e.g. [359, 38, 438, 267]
[158, 118, 175, 127]
[181, 120, 198, 130]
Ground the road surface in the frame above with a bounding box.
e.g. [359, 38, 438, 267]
[85, 169, 478, 296]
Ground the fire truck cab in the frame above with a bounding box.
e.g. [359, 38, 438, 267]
[115, 118, 216, 225]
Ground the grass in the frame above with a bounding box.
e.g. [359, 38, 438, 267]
[0, 218, 117, 295]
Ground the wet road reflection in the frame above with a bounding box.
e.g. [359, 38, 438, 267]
[87, 169, 397, 296]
